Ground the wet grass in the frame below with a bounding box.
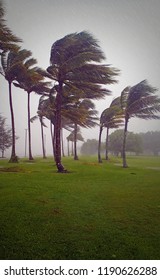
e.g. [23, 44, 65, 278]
[0, 156, 160, 260]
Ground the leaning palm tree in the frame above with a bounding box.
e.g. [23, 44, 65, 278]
[121, 80, 160, 168]
[98, 98, 124, 163]
[0, 49, 33, 162]
[14, 62, 51, 160]
[48, 31, 119, 172]
[62, 96, 98, 160]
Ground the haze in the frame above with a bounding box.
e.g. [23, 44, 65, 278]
[1, 0, 160, 157]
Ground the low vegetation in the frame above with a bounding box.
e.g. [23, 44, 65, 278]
[0, 156, 160, 260]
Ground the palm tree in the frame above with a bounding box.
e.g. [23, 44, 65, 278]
[0, 49, 32, 162]
[48, 31, 119, 172]
[98, 98, 124, 163]
[0, 1, 22, 53]
[62, 96, 98, 160]
[30, 113, 47, 159]
[14, 62, 51, 160]
[121, 80, 160, 168]
[67, 129, 84, 157]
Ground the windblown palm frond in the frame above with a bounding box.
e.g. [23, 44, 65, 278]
[123, 80, 160, 120]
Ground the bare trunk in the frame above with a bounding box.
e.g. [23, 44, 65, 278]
[50, 121, 55, 158]
[105, 127, 109, 160]
[122, 117, 129, 168]
[67, 140, 70, 156]
[98, 126, 103, 163]
[27, 92, 34, 160]
[41, 120, 46, 159]
[54, 83, 66, 172]
[61, 128, 65, 157]
[74, 123, 78, 160]
[8, 81, 18, 163]
[2, 149, 4, 158]
[71, 141, 74, 156]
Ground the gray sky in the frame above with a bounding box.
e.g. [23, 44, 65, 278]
[1, 0, 160, 156]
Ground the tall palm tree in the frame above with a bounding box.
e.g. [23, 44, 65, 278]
[30, 113, 47, 159]
[48, 31, 119, 172]
[0, 49, 32, 162]
[14, 63, 51, 160]
[121, 80, 160, 167]
[98, 99, 123, 163]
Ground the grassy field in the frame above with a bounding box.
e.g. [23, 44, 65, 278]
[0, 155, 160, 260]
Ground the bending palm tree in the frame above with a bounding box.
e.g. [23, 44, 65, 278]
[14, 62, 51, 160]
[121, 80, 160, 168]
[98, 98, 123, 163]
[48, 31, 118, 172]
[0, 49, 32, 162]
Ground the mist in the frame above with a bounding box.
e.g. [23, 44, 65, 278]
[1, 0, 160, 157]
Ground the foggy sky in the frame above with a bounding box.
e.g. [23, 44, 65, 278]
[1, 0, 160, 157]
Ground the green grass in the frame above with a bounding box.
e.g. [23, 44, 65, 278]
[0, 155, 160, 260]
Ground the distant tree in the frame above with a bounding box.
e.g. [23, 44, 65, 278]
[140, 131, 160, 156]
[109, 129, 143, 156]
[0, 114, 18, 157]
[120, 80, 160, 167]
[66, 127, 84, 158]
[81, 139, 104, 155]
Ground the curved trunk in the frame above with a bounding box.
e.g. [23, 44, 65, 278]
[27, 92, 34, 160]
[74, 123, 78, 160]
[8, 81, 18, 163]
[105, 127, 109, 160]
[122, 117, 129, 168]
[98, 126, 103, 163]
[54, 83, 66, 172]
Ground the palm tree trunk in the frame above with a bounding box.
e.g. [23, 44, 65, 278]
[122, 117, 129, 168]
[98, 126, 103, 163]
[27, 92, 34, 160]
[74, 123, 78, 160]
[2, 149, 4, 158]
[61, 128, 65, 157]
[50, 121, 55, 158]
[41, 120, 46, 159]
[54, 83, 66, 172]
[71, 141, 74, 156]
[67, 140, 70, 156]
[105, 127, 109, 160]
[8, 81, 18, 163]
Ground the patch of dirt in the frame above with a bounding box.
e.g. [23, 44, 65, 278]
[0, 166, 26, 173]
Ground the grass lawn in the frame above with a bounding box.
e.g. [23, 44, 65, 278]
[0, 155, 160, 260]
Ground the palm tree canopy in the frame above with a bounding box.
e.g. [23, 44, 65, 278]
[0, 49, 32, 82]
[12, 52, 51, 95]
[121, 80, 160, 120]
[48, 31, 119, 98]
[100, 96, 124, 129]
